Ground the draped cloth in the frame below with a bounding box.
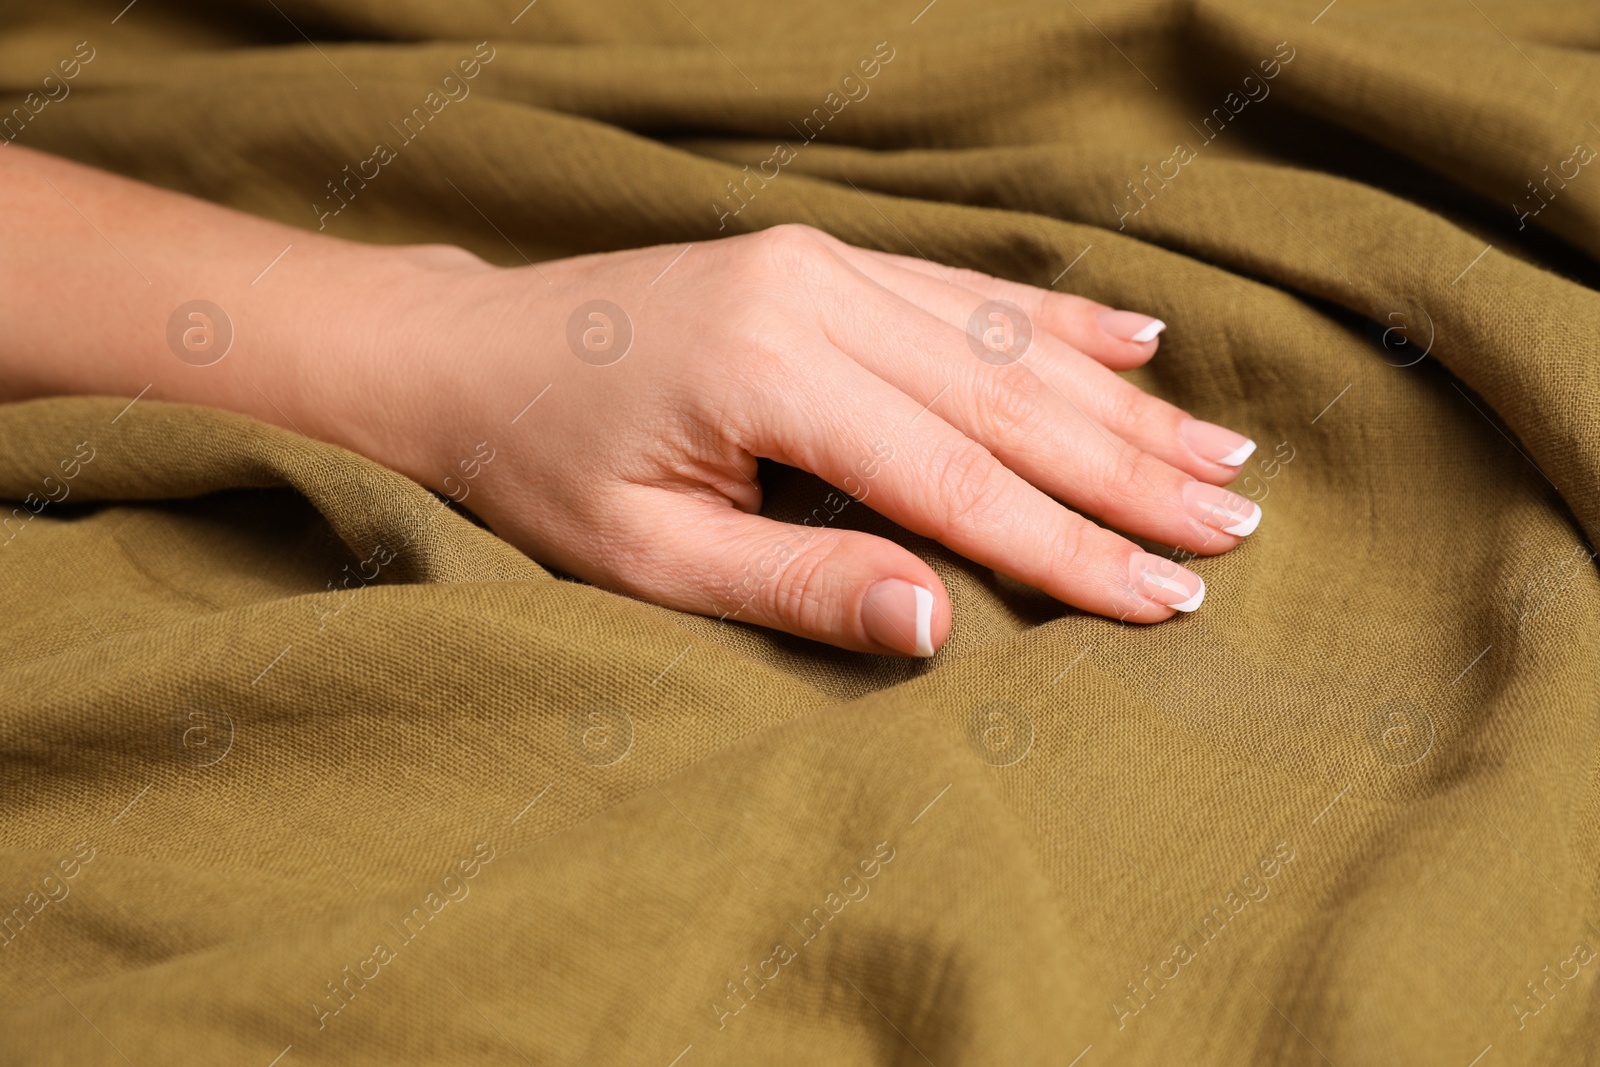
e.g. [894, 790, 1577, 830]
[2, 1, 1598, 1062]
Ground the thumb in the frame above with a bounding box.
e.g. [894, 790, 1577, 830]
[627, 493, 950, 657]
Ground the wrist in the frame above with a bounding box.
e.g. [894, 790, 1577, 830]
[277, 242, 502, 492]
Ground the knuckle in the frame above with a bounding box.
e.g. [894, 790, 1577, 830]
[1104, 385, 1170, 441]
[765, 537, 837, 633]
[1103, 442, 1163, 504]
[1099, 384, 1147, 434]
[927, 442, 1008, 538]
[1045, 515, 1088, 582]
[762, 222, 824, 245]
[748, 223, 826, 268]
[969, 365, 1049, 444]
[1050, 292, 1100, 330]
[731, 224, 842, 297]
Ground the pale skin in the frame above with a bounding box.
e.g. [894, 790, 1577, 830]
[0, 146, 1261, 656]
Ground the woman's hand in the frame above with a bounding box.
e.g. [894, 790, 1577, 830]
[0, 148, 1258, 657]
[354, 224, 1260, 657]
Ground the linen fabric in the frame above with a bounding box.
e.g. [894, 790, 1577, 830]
[1, 1, 1598, 1063]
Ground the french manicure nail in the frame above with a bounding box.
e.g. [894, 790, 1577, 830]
[1182, 481, 1262, 536]
[862, 578, 936, 656]
[1129, 552, 1206, 612]
[1097, 310, 1166, 344]
[1180, 417, 1256, 467]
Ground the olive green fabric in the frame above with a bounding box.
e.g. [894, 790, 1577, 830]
[3, 1, 1599, 1063]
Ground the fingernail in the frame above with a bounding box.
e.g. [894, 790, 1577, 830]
[1182, 481, 1262, 536]
[1097, 310, 1166, 344]
[862, 578, 936, 657]
[1180, 417, 1256, 466]
[1129, 553, 1206, 612]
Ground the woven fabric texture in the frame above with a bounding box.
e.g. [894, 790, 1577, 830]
[1, 1, 1598, 1063]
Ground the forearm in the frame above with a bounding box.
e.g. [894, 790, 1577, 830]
[0, 146, 482, 476]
